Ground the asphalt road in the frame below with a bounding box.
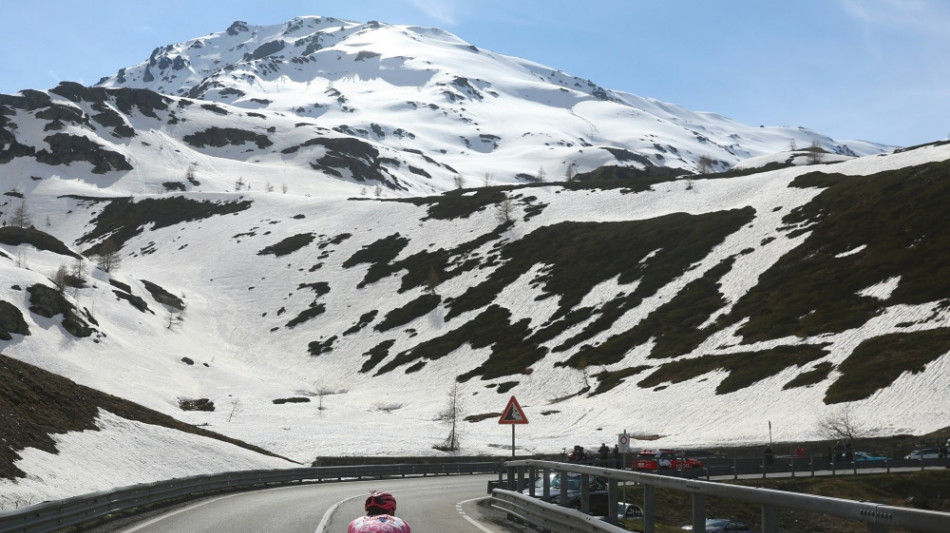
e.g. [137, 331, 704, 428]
[112, 474, 515, 533]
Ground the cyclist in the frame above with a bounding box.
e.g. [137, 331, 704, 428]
[347, 490, 411, 533]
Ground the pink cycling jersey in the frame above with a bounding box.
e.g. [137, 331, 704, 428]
[347, 514, 411, 533]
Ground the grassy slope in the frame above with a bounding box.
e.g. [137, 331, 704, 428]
[637, 470, 950, 532]
[0, 353, 290, 480]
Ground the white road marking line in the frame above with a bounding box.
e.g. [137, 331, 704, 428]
[456, 496, 496, 533]
[119, 494, 234, 532]
[314, 494, 363, 533]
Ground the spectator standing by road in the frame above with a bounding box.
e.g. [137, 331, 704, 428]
[598, 443, 609, 465]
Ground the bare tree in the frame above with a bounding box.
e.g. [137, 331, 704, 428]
[453, 174, 464, 189]
[536, 166, 547, 183]
[817, 406, 862, 441]
[165, 308, 184, 330]
[434, 381, 463, 452]
[186, 164, 198, 185]
[314, 382, 334, 413]
[808, 139, 826, 164]
[698, 155, 715, 175]
[426, 265, 441, 295]
[227, 397, 242, 423]
[495, 196, 514, 225]
[95, 239, 122, 273]
[71, 256, 87, 283]
[565, 161, 577, 183]
[10, 199, 32, 228]
[51, 264, 69, 292]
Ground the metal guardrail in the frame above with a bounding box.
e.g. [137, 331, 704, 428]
[492, 490, 627, 533]
[492, 459, 950, 533]
[0, 462, 498, 533]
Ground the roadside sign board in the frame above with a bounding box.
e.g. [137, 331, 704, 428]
[498, 396, 528, 424]
[618, 432, 630, 454]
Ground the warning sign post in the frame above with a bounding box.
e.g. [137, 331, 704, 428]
[498, 396, 528, 457]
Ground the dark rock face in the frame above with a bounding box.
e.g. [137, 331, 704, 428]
[183, 127, 273, 149]
[0, 301, 30, 340]
[178, 398, 215, 411]
[247, 40, 286, 61]
[26, 284, 95, 338]
[227, 21, 249, 35]
[35, 133, 133, 173]
[140, 280, 185, 310]
[0, 227, 81, 259]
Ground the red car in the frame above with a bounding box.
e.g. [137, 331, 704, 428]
[633, 449, 703, 471]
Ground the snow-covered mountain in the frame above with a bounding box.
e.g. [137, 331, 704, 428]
[2, 15, 948, 508]
[4, 16, 889, 202]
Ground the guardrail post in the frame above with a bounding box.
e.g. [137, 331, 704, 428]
[580, 473, 590, 513]
[643, 483, 656, 533]
[558, 470, 569, 507]
[733, 458, 739, 481]
[810, 455, 815, 477]
[762, 503, 779, 533]
[607, 478, 619, 525]
[691, 493, 706, 532]
[542, 467, 551, 499]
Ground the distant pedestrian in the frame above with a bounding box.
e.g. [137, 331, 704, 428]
[598, 443, 609, 464]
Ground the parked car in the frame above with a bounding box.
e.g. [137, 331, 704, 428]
[618, 502, 644, 519]
[634, 449, 703, 471]
[681, 518, 753, 531]
[522, 473, 610, 516]
[904, 447, 941, 460]
[853, 451, 889, 462]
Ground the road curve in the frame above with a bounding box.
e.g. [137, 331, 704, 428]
[115, 474, 508, 533]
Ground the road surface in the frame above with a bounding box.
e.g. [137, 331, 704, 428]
[112, 474, 515, 533]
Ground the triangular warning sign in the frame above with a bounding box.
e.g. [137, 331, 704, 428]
[498, 396, 528, 425]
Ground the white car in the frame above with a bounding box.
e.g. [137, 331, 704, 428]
[682, 518, 752, 532]
[904, 447, 940, 460]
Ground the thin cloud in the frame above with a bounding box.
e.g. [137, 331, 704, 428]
[409, 0, 464, 25]
[837, 0, 950, 34]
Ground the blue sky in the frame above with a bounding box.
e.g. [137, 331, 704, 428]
[2, 0, 947, 147]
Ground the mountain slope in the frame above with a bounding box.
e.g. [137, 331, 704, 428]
[0, 15, 946, 507]
[2, 142, 949, 462]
